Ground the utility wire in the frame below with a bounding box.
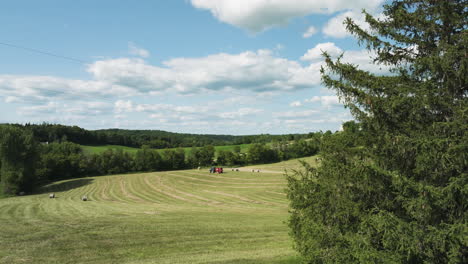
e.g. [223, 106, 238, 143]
[0, 41, 293, 105]
[0, 41, 87, 64]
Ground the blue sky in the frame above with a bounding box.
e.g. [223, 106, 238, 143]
[0, 0, 387, 135]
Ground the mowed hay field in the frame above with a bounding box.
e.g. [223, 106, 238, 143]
[243, 156, 319, 173]
[0, 158, 316, 264]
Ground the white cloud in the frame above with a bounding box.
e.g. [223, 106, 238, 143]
[340, 49, 390, 73]
[128, 42, 150, 58]
[290, 101, 302, 107]
[0, 75, 136, 102]
[114, 100, 133, 113]
[274, 109, 319, 118]
[87, 50, 322, 94]
[134, 103, 212, 114]
[114, 114, 127, 119]
[218, 108, 263, 119]
[323, 10, 385, 38]
[275, 44, 284, 50]
[0, 44, 390, 107]
[302, 26, 317, 38]
[301, 42, 343, 61]
[5, 96, 20, 103]
[305, 95, 341, 107]
[190, 0, 383, 32]
[19, 101, 111, 117]
[19, 102, 59, 115]
[301, 42, 391, 74]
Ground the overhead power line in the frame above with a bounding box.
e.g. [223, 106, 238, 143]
[0, 41, 87, 64]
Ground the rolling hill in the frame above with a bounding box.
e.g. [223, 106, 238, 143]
[0, 157, 318, 263]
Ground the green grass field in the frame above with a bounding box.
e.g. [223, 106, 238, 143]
[0, 157, 316, 263]
[81, 145, 141, 155]
[81, 144, 252, 156]
[242, 156, 319, 173]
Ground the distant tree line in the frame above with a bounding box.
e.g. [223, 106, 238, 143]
[3, 123, 315, 148]
[0, 124, 334, 196]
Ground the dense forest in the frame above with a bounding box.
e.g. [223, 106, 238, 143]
[0, 123, 331, 196]
[3, 123, 315, 148]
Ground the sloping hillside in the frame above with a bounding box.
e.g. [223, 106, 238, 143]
[0, 157, 317, 263]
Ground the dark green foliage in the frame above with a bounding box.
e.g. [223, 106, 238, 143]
[247, 143, 279, 164]
[134, 147, 163, 172]
[0, 126, 38, 195]
[288, 139, 320, 159]
[163, 148, 186, 170]
[15, 123, 316, 148]
[187, 146, 215, 167]
[217, 150, 242, 166]
[287, 0, 467, 263]
[0, 124, 326, 193]
[36, 142, 84, 182]
[98, 149, 134, 174]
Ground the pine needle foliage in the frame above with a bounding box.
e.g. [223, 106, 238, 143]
[287, 1, 467, 263]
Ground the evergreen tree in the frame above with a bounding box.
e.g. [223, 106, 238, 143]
[287, 1, 467, 263]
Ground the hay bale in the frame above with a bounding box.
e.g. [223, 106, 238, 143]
[49, 193, 55, 198]
[18, 192, 25, 196]
[81, 195, 88, 201]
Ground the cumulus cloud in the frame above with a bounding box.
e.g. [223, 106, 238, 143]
[1, 43, 390, 106]
[301, 42, 391, 74]
[218, 108, 263, 119]
[274, 109, 319, 119]
[87, 49, 323, 94]
[0, 75, 136, 102]
[290, 101, 302, 107]
[323, 11, 363, 38]
[305, 95, 341, 107]
[301, 42, 343, 61]
[339, 49, 390, 73]
[129, 42, 150, 58]
[5, 96, 21, 103]
[134, 103, 212, 114]
[190, 0, 383, 32]
[323, 10, 385, 38]
[114, 100, 133, 113]
[270, 110, 353, 132]
[302, 26, 317, 38]
[19, 101, 111, 116]
[112, 99, 264, 124]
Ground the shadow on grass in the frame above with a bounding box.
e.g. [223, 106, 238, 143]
[36, 178, 94, 194]
[204, 255, 302, 264]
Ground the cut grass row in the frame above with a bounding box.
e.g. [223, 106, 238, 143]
[0, 156, 317, 263]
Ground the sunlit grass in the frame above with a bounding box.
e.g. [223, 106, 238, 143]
[0, 157, 318, 263]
